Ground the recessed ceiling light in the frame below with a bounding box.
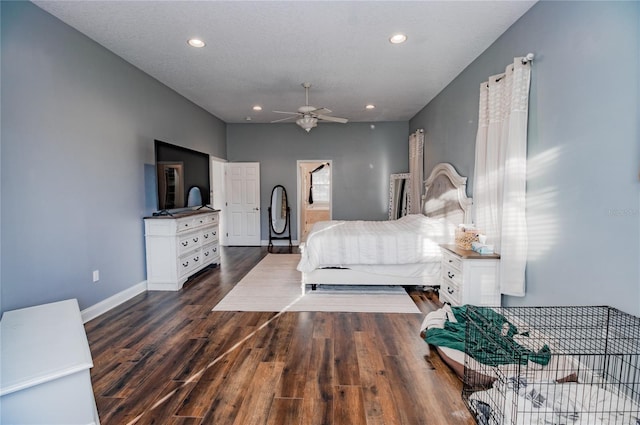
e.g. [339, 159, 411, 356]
[389, 33, 407, 44]
[252, 105, 263, 111]
[245, 116, 252, 121]
[365, 104, 376, 110]
[187, 38, 206, 48]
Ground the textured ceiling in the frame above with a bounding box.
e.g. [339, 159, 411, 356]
[33, 1, 536, 124]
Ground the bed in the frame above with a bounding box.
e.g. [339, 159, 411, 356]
[297, 162, 472, 294]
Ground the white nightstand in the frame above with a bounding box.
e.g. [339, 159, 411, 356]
[439, 245, 501, 306]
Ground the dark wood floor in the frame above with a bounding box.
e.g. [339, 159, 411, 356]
[85, 246, 476, 425]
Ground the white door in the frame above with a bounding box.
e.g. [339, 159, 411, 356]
[225, 162, 261, 245]
[210, 157, 227, 245]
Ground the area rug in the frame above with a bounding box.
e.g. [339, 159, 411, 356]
[212, 254, 421, 313]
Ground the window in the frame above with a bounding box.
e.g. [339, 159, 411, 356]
[311, 167, 330, 204]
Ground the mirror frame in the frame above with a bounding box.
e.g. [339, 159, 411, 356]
[269, 185, 289, 234]
[268, 185, 292, 252]
[389, 173, 411, 220]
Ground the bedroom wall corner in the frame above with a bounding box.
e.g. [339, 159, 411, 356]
[409, 1, 640, 315]
[1, 1, 227, 315]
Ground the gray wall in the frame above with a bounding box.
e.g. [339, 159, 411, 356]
[227, 122, 409, 240]
[1, 1, 227, 313]
[410, 1, 640, 315]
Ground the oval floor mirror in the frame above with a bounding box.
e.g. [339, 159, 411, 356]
[268, 185, 292, 252]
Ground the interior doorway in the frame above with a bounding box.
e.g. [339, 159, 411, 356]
[297, 160, 332, 242]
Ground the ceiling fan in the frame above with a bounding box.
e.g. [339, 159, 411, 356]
[272, 82, 348, 132]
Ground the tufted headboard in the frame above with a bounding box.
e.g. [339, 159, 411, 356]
[422, 163, 472, 225]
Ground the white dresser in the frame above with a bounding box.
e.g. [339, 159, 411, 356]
[144, 210, 220, 291]
[439, 245, 501, 306]
[0, 299, 100, 424]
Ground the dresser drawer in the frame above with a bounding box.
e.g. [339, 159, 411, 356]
[176, 217, 196, 233]
[177, 231, 202, 256]
[442, 249, 462, 271]
[201, 227, 218, 244]
[442, 263, 462, 287]
[178, 250, 203, 278]
[440, 278, 460, 305]
[193, 213, 218, 228]
[202, 243, 219, 263]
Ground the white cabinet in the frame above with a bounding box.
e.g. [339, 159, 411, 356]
[145, 210, 220, 291]
[0, 299, 100, 425]
[439, 245, 501, 306]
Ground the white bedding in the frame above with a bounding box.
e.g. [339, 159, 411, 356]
[297, 214, 456, 273]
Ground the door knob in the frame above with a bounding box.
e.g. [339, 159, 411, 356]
[254, 207, 259, 210]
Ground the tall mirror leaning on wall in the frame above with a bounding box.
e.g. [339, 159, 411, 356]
[389, 173, 411, 220]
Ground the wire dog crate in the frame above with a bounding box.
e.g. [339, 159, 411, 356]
[461, 306, 640, 425]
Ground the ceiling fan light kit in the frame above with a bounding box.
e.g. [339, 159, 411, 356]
[272, 82, 348, 133]
[296, 116, 317, 133]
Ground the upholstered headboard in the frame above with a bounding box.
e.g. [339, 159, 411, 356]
[422, 163, 472, 225]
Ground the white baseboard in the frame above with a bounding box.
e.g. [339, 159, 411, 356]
[81, 281, 147, 323]
[81, 242, 298, 323]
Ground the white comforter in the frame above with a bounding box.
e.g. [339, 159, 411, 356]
[297, 214, 455, 273]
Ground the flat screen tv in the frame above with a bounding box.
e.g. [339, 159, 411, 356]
[154, 139, 211, 213]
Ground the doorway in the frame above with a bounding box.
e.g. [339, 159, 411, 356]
[225, 162, 261, 246]
[210, 157, 226, 245]
[297, 160, 332, 242]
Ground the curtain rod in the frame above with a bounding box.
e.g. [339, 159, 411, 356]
[521, 53, 535, 64]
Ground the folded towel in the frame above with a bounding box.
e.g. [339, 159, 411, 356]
[471, 241, 494, 255]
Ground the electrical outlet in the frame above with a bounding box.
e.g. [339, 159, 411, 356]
[92, 270, 100, 282]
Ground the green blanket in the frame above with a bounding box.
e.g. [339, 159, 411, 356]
[425, 305, 551, 366]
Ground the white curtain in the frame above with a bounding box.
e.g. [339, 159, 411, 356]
[409, 129, 424, 214]
[473, 57, 531, 296]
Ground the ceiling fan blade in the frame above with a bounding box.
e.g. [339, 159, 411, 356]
[311, 107, 332, 115]
[272, 110, 300, 115]
[271, 116, 298, 123]
[316, 114, 348, 124]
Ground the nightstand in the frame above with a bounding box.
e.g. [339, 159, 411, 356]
[439, 245, 501, 306]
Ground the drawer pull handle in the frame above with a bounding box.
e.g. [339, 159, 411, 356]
[447, 271, 455, 279]
[448, 259, 453, 263]
[193, 237, 199, 243]
[213, 231, 217, 236]
[204, 234, 209, 239]
[182, 241, 189, 247]
[213, 247, 217, 252]
[447, 287, 454, 294]
[204, 251, 209, 256]
[182, 261, 189, 267]
[194, 256, 199, 262]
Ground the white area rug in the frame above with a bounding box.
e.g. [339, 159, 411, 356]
[212, 254, 421, 313]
